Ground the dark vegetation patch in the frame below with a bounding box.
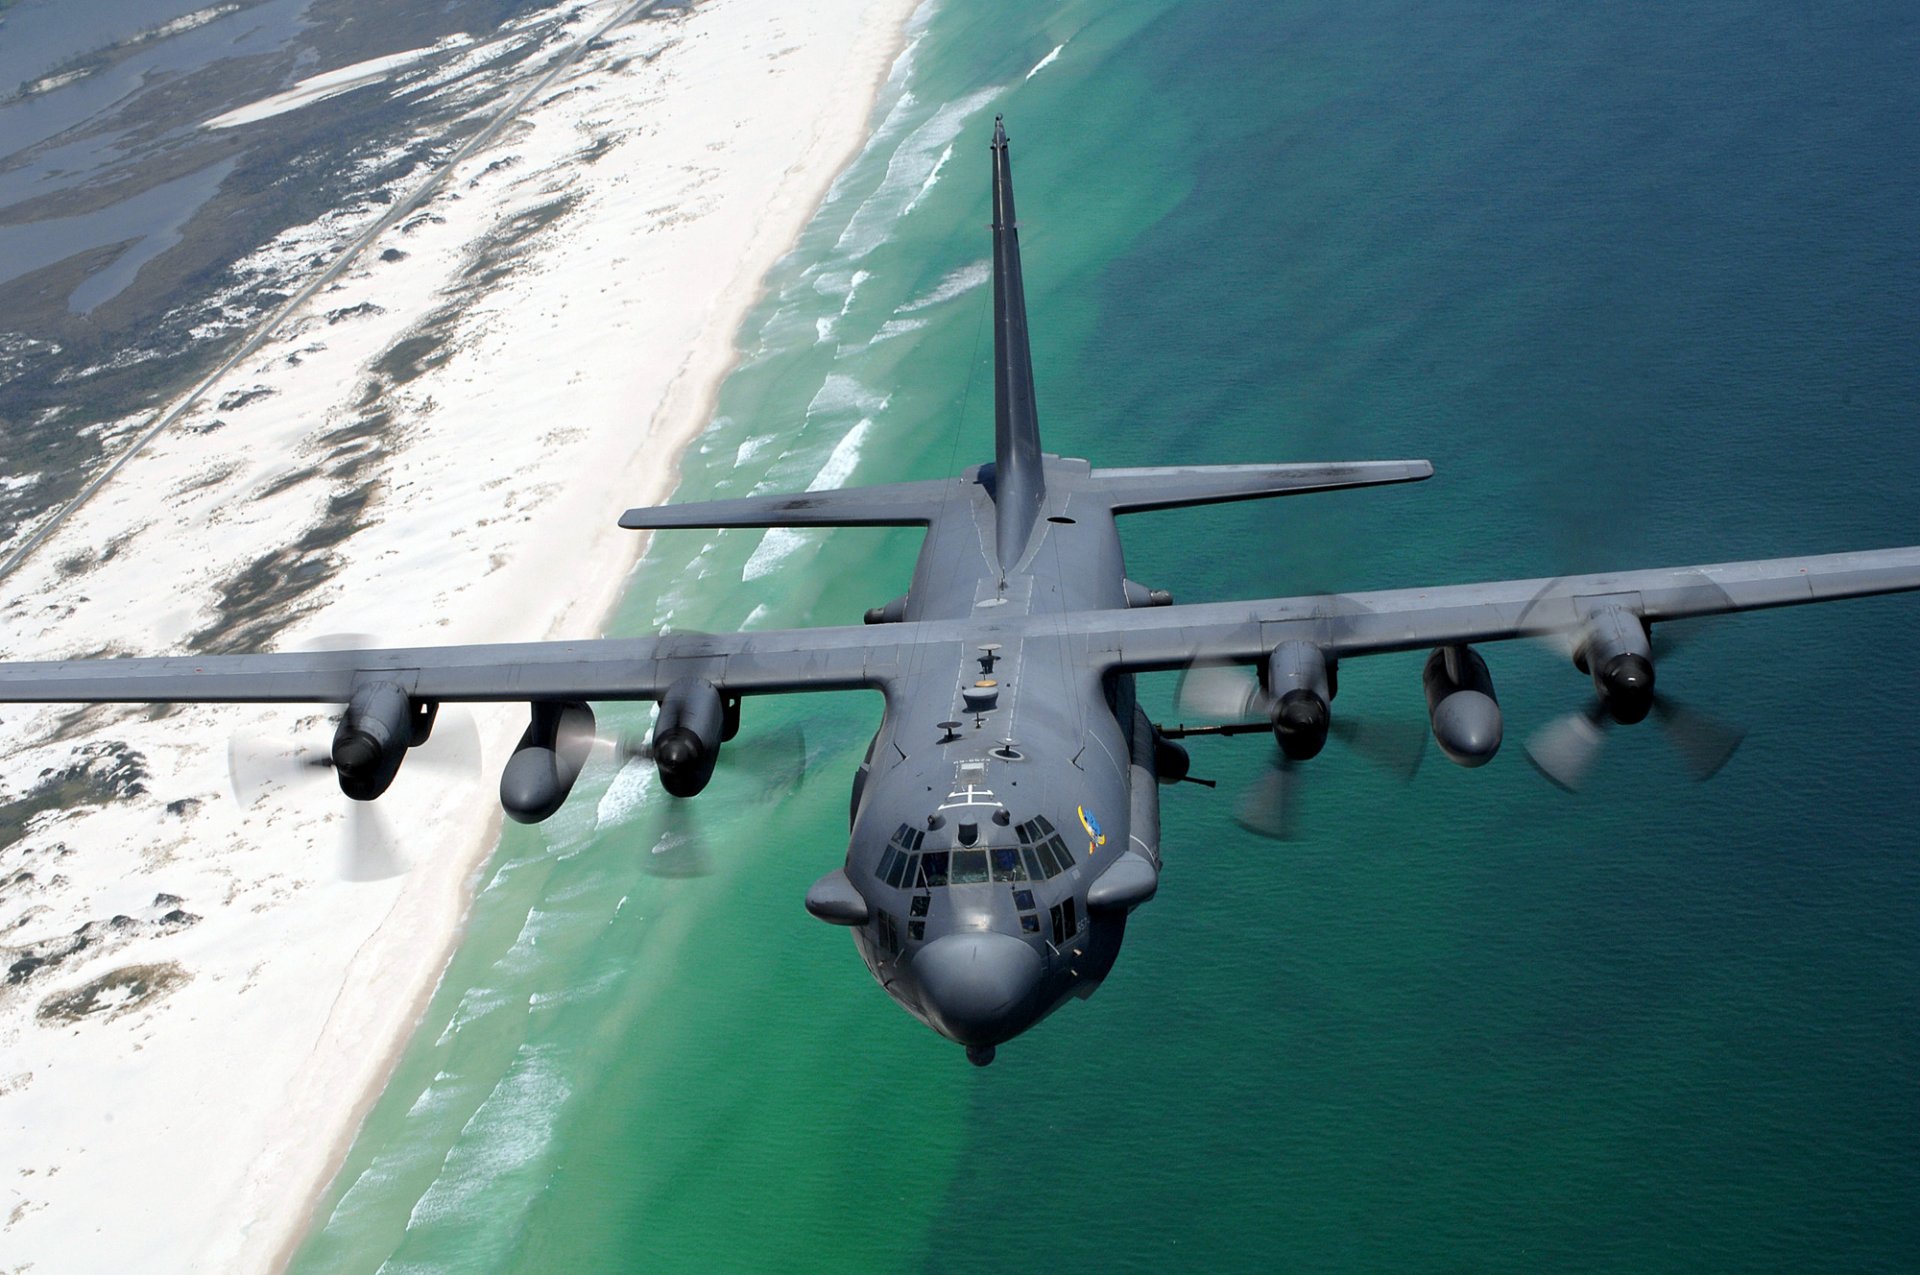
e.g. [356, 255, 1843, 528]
[461, 194, 579, 291]
[171, 461, 241, 497]
[0, 740, 149, 854]
[40, 703, 149, 747]
[216, 385, 274, 411]
[7, 909, 194, 988]
[371, 331, 452, 387]
[187, 481, 378, 653]
[325, 301, 386, 325]
[255, 465, 323, 501]
[35, 961, 190, 1023]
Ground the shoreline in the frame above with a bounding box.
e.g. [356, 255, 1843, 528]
[272, 2, 923, 1266]
[0, 0, 924, 1269]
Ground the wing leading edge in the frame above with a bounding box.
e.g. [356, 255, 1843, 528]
[1069, 545, 1920, 672]
[0, 547, 1914, 706]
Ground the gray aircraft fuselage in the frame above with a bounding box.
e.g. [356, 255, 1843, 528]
[838, 456, 1152, 1062]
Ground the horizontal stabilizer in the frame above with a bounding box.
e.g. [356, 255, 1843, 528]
[620, 478, 968, 530]
[1092, 461, 1432, 514]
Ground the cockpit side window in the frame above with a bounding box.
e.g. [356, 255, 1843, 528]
[1048, 898, 1079, 945]
[1021, 846, 1047, 880]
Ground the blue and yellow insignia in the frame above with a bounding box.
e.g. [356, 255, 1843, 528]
[1076, 804, 1106, 853]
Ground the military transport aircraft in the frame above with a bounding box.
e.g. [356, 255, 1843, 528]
[2, 117, 1917, 1065]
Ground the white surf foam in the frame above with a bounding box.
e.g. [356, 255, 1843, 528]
[898, 259, 990, 312]
[741, 416, 875, 581]
[832, 87, 1000, 260]
[1026, 41, 1068, 79]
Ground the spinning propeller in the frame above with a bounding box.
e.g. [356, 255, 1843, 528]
[1173, 655, 1426, 840]
[577, 716, 810, 877]
[1519, 571, 1747, 791]
[227, 708, 481, 881]
[227, 634, 481, 880]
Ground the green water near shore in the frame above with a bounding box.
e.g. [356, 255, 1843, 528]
[293, 1, 1920, 1270]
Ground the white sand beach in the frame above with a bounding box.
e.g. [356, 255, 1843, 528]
[0, 0, 919, 1269]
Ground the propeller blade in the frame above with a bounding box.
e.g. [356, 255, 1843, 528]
[1648, 569, 1738, 658]
[227, 734, 334, 806]
[1233, 761, 1300, 840]
[1176, 663, 1268, 723]
[338, 799, 406, 882]
[410, 707, 484, 774]
[1525, 706, 1609, 792]
[724, 721, 809, 790]
[1653, 696, 1746, 782]
[298, 632, 381, 653]
[1331, 715, 1428, 782]
[590, 721, 809, 874]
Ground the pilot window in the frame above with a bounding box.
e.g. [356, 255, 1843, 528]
[918, 851, 950, 888]
[990, 847, 1026, 882]
[950, 849, 989, 884]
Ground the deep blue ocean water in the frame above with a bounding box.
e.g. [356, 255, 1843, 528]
[292, 1, 1920, 1270]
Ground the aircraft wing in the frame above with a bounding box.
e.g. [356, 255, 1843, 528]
[0, 547, 1915, 707]
[1069, 545, 1920, 671]
[0, 626, 910, 705]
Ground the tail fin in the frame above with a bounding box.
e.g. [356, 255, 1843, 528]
[989, 114, 1045, 567]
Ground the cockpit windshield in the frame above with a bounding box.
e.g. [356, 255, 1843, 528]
[876, 817, 1080, 890]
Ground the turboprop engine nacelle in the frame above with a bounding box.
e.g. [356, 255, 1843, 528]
[654, 676, 725, 798]
[332, 681, 430, 801]
[500, 701, 594, 824]
[1424, 645, 1502, 767]
[1267, 641, 1333, 761]
[1575, 606, 1655, 724]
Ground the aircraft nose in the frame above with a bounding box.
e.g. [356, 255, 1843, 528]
[913, 932, 1043, 1048]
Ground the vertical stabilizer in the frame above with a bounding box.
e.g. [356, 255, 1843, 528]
[990, 115, 1045, 568]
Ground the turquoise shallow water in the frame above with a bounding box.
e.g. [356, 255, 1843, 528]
[293, 1, 1920, 1271]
